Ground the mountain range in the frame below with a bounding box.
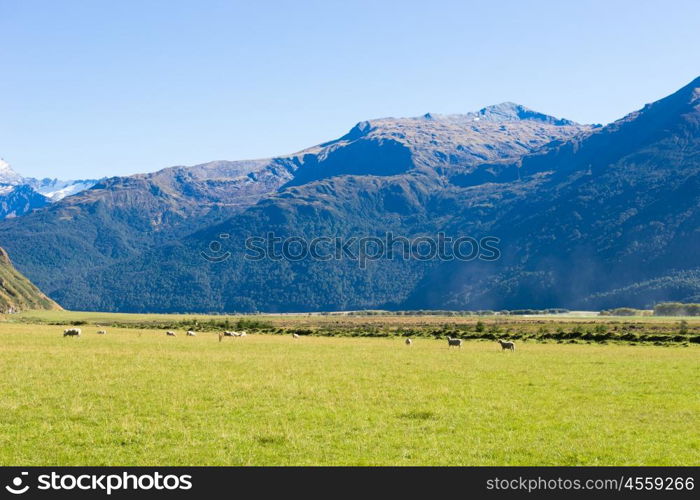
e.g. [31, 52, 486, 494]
[0, 159, 98, 219]
[0, 79, 698, 313]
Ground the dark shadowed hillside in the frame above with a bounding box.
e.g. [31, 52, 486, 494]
[407, 76, 700, 310]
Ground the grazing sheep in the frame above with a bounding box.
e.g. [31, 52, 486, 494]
[97, 330, 107, 335]
[498, 339, 515, 351]
[186, 331, 196, 337]
[166, 331, 176, 337]
[223, 331, 246, 337]
[293, 333, 300, 339]
[447, 337, 462, 348]
[63, 328, 81, 337]
[405, 338, 412, 346]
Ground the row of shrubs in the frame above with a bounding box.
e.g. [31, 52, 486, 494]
[604, 302, 700, 316]
[37, 317, 695, 345]
[653, 302, 700, 316]
[283, 326, 698, 345]
[600, 308, 651, 316]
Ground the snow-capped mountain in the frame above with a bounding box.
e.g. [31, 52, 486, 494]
[0, 159, 100, 219]
[25, 177, 100, 201]
[0, 159, 24, 185]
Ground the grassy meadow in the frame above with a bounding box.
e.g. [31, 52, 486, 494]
[0, 311, 698, 465]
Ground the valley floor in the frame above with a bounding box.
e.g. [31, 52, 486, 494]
[0, 318, 698, 465]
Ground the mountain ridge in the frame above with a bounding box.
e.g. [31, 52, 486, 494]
[1, 83, 698, 312]
[0, 102, 589, 310]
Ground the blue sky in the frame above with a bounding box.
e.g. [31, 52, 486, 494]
[1, 0, 699, 179]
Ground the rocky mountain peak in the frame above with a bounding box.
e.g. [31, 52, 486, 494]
[472, 102, 577, 125]
[0, 159, 23, 185]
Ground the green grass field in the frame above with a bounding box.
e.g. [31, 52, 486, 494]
[1, 318, 698, 465]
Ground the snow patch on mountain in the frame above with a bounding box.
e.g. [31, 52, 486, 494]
[27, 178, 99, 201]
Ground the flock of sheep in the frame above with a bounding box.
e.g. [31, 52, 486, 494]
[404, 336, 514, 351]
[63, 327, 516, 350]
[218, 330, 247, 341]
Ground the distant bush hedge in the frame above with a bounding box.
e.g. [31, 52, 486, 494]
[654, 302, 700, 316]
[600, 308, 649, 316]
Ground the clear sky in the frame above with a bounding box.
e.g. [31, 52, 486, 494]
[1, 0, 699, 180]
